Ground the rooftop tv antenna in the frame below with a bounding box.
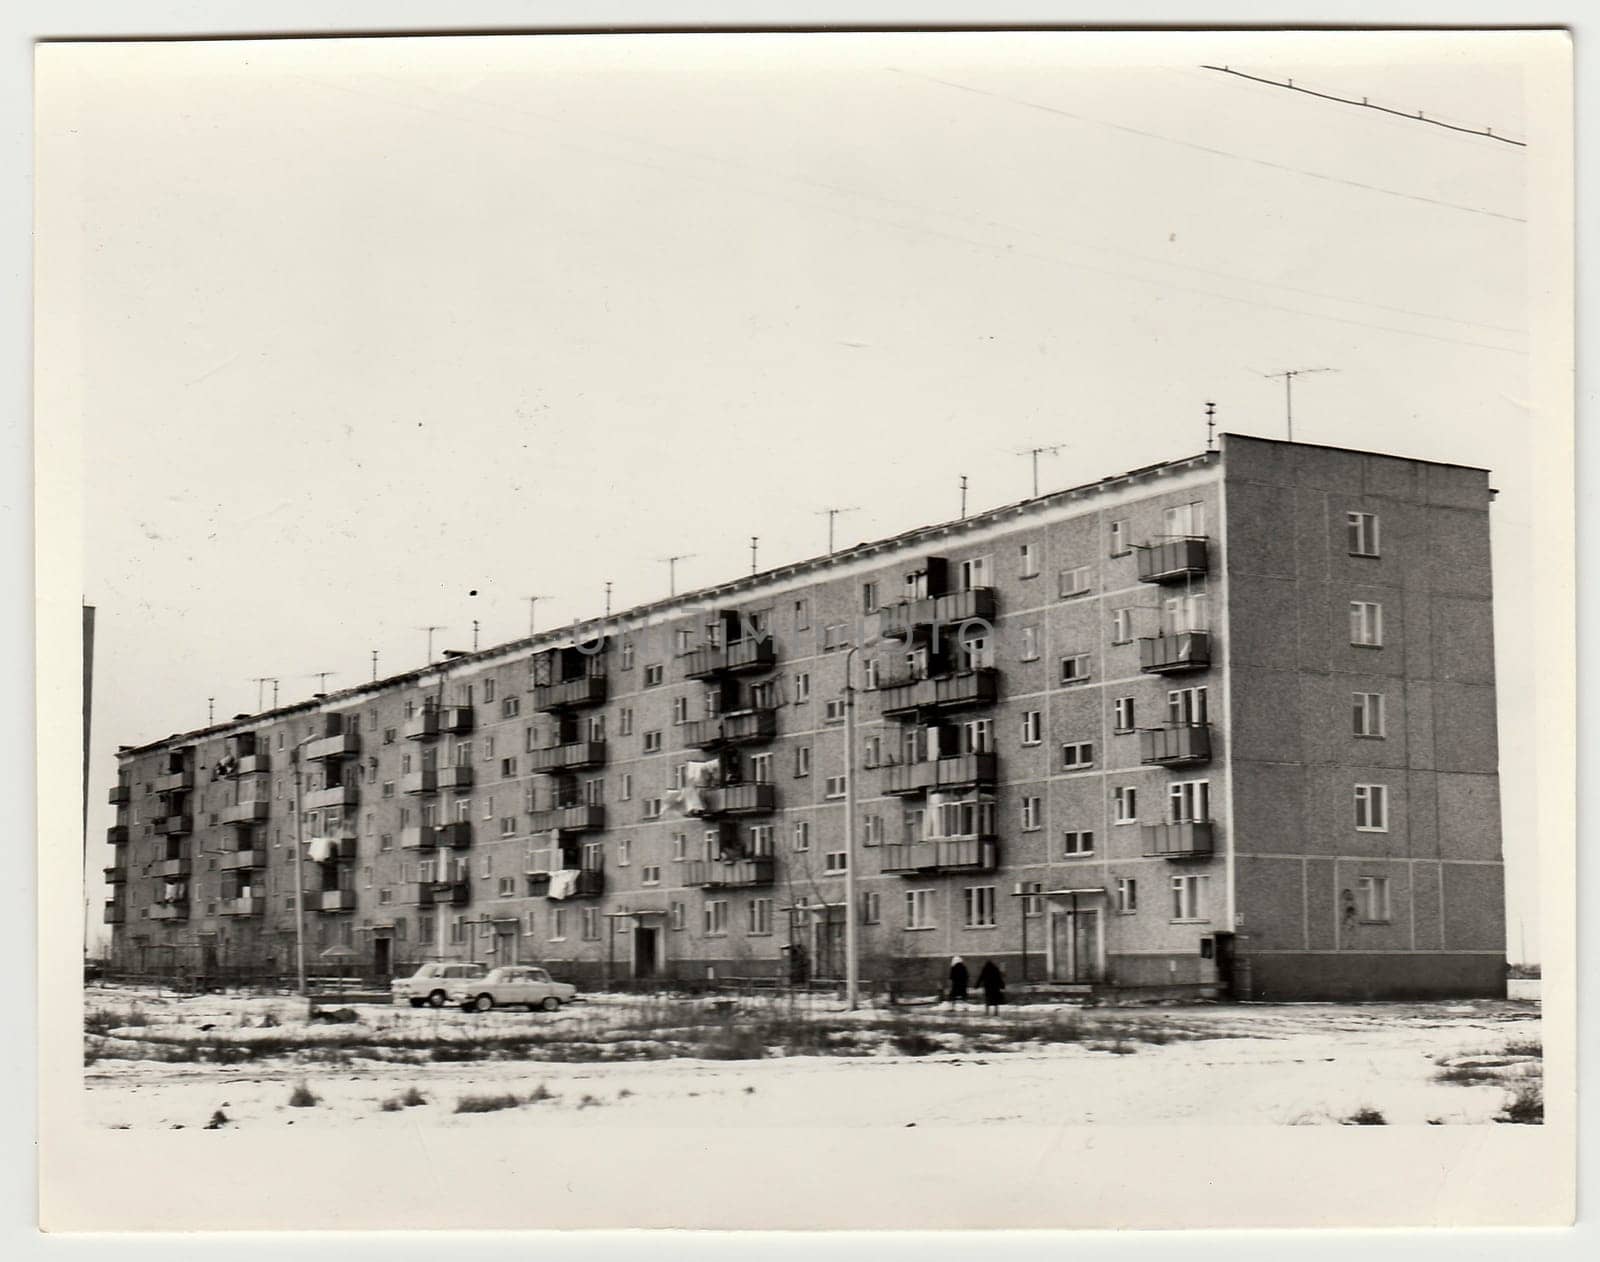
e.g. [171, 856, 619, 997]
[750, 536, 759, 575]
[416, 625, 445, 665]
[816, 506, 859, 556]
[250, 676, 278, 713]
[308, 670, 335, 695]
[658, 556, 695, 598]
[960, 475, 969, 519]
[1261, 368, 1338, 442]
[371, 650, 379, 681]
[525, 595, 548, 637]
[1205, 401, 1217, 452]
[1015, 443, 1064, 497]
[604, 581, 613, 618]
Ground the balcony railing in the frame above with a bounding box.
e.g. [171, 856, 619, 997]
[1141, 820, 1216, 859]
[153, 856, 191, 879]
[1138, 632, 1211, 674]
[527, 803, 605, 834]
[878, 669, 999, 718]
[107, 785, 130, 805]
[155, 769, 195, 795]
[102, 864, 128, 884]
[882, 752, 997, 796]
[682, 856, 776, 889]
[233, 753, 271, 776]
[220, 848, 268, 872]
[220, 800, 271, 825]
[682, 708, 778, 750]
[880, 837, 999, 874]
[305, 731, 360, 761]
[694, 782, 777, 817]
[1139, 723, 1213, 766]
[681, 636, 776, 680]
[149, 902, 189, 921]
[441, 706, 474, 734]
[103, 901, 126, 924]
[532, 674, 608, 712]
[400, 821, 473, 850]
[106, 825, 128, 845]
[314, 889, 358, 912]
[877, 587, 998, 641]
[528, 740, 607, 773]
[304, 784, 358, 811]
[404, 710, 441, 741]
[401, 767, 473, 795]
[544, 868, 605, 899]
[408, 880, 471, 907]
[1137, 537, 1209, 583]
[219, 896, 265, 917]
[153, 815, 192, 837]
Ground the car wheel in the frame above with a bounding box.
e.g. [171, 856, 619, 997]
[408, 998, 425, 1008]
[472, 994, 495, 1013]
[540, 996, 561, 1012]
[427, 989, 447, 1008]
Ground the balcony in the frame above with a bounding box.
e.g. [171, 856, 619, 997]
[441, 706, 474, 734]
[306, 731, 360, 761]
[882, 752, 997, 796]
[106, 825, 129, 845]
[219, 896, 265, 917]
[881, 837, 999, 875]
[532, 674, 608, 712]
[681, 635, 776, 680]
[695, 782, 777, 817]
[314, 889, 357, 912]
[528, 740, 607, 773]
[1141, 820, 1216, 860]
[404, 710, 442, 741]
[304, 784, 358, 811]
[683, 856, 776, 889]
[1139, 724, 1213, 766]
[1137, 537, 1209, 584]
[438, 766, 474, 791]
[102, 864, 128, 884]
[1139, 632, 1211, 674]
[153, 856, 191, 879]
[219, 848, 268, 872]
[220, 800, 271, 826]
[878, 669, 999, 719]
[156, 769, 195, 795]
[399, 821, 473, 851]
[527, 803, 605, 835]
[153, 814, 192, 837]
[408, 880, 471, 907]
[682, 708, 778, 750]
[103, 901, 126, 925]
[877, 587, 998, 641]
[233, 753, 271, 776]
[308, 835, 358, 863]
[107, 785, 130, 806]
[545, 868, 605, 899]
[149, 902, 190, 921]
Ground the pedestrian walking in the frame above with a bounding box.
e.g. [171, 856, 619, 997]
[948, 955, 969, 1006]
[977, 959, 1005, 1015]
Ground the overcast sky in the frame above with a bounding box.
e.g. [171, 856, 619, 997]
[45, 32, 1548, 958]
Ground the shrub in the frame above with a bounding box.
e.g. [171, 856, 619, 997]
[380, 1097, 404, 1112]
[528, 1083, 555, 1103]
[454, 1093, 524, 1114]
[1435, 1064, 1505, 1087]
[1504, 1040, 1543, 1058]
[399, 1085, 428, 1107]
[577, 1093, 602, 1109]
[1343, 1107, 1387, 1126]
[890, 1028, 942, 1057]
[1498, 1083, 1543, 1125]
[288, 1081, 320, 1108]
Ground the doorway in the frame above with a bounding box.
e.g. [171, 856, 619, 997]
[1049, 907, 1103, 983]
[373, 936, 392, 979]
[633, 927, 660, 980]
[493, 930, 516, 966]
[813, 912, 844, 979]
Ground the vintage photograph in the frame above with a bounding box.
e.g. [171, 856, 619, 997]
[36, 25, 1574, 1231]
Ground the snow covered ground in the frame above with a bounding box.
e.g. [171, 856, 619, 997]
[82, 985, 1542, 1129]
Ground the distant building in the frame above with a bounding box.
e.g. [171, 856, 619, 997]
[100, 434, 1505, 999]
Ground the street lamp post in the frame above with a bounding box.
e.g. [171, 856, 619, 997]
[842, 645, 862, 1010]
[289, 736, 316, 1019]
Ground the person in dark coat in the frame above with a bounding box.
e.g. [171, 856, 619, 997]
[977, 959, 1005, 1014]
[947, 956, 969, 1006]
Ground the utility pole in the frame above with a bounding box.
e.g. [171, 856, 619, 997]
[816, 506, 859, 556]
[526, 595, 547, 637]
[750, 536, 759, 575]
[842, 646, 861, 1010]
[1261, 368, 1337, 442]
[960, 475, 968, 519]
[290, 738, 313, 1019]
[1015, 444, 1064, 497]
[658, 555, 695, 598]
[1205, 401, 1217, 452]
[417, 625, 444, 665]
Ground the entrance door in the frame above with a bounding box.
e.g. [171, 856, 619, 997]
[1050, 908, 1103, 983]
[493, 931, 516, 966]
[634, 927, 659, 980]
[813, 914, 844, 979]
[373, 936, 392, 979]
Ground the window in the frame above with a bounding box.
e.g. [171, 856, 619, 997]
[862, 891, 881, 924]
[1113, 697, 1135, 733]
[824, 850, 848, 874]
[670, 901, 686, 931]
[824, 775, 847, 799]
[383, 728, 397, 745]
[824, 699, 847, 724]
[862, 659, 879, 691]
[1019, 881, 1043, 917]
[642, 797, 664, 820]
[483, 680, 496, 704]
[905, 888, 937, 930]
[1163, 501, 1206, 537]
[1113, 786, 1138, 824]
[793, 672, 811, 703]
[1353, 692, 1386, 737]
[1059, 565, 1092, 597]
[1171, 873, 1209, 921]
[1116, 877, 1138, 914]
[671, 832, 687, 861]
[1356, 875, 1391, 922]
[1350, 601, 1384, 647]
[499, 816, 517, 837]
[501, 696, 521, 719]
[1347, 512, 1381, 557]
[750, 753, 773, 783]
[497, 876, 515, 897]
[1109, 520, 1130, 556]
[671, 696, 689, 724]
[1020, 796, 1042, 831]
[644, 663, 664, 687]
[643, 730, 662, 753]
[1062, 742, 1094, 770]
[959, 556, 990, 590]
[1111, 608, 1135, 645]
[620, 641, 635, 671]
[642, 864, 661, 886]
[500, 757, 518, 778]
[748, 898, 773, 935]
[1168, 780, 1211, 823]
[962, 718, 993, 754]
[822, 623, 849, 651]
[619, 708, 634, 737]
[704, 900, 729, 935]
[1164, 593, 1208, 635]
[617, 838, 632, 866]
[1060, 654, 1090, 685]
[1063, 829, 1095, 857]
[862, 815, 882, 846]
[380, 832, 393, 852]
[1020, 543, 1040, 578]
[793, 820, 810, 851]
[1020, 626, 1040, 661]
[862, 734, 881, 768]
[582, 908, 600, 940]
[1020, 711, 1042, 746]
[964, 885, 998, 927]
[675, 627, 694, 655]
[749, 824, 774, 856]
[1168, 687, 1209, 726]
[795, 746, 812, 778]
[862, 581, 879, 612]
[1355, 784, 1389, 832]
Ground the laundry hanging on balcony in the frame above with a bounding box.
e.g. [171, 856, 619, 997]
[679, 757, 722, 815]
[547, 868, 580, 900]
[305, 835, 335, 864]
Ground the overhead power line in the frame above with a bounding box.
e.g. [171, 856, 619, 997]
[1200, 65, 1527, 148]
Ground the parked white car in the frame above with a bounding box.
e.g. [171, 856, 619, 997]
[392, 961, 490, 1008]
[449, 965, 578, 1013]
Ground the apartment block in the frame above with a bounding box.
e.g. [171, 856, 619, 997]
[100, 434, 1507, 1000]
